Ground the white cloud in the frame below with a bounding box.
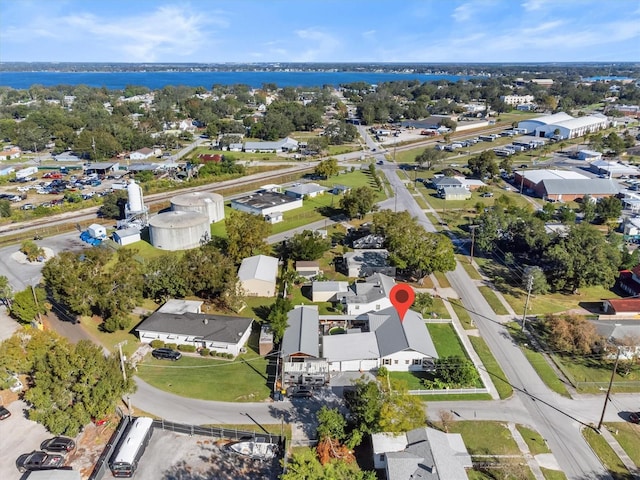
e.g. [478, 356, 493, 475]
[452, 3, 473, 22]
[521, 0, 551, 11]
[362, 30, 376, 39]
[293, 28, 340, 61]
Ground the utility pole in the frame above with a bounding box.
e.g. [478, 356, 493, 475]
[116, 341, 128, 383]
[469, 225, 478, 265]
[597, 346, 621, 431]
[522, 274, 534, 332]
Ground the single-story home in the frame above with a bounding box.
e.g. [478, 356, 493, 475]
[440, 187, 472, 201]
[343, 249, 395, 278]
[602, 298, 640, 316]
[295, 261, 321, 279]
[135, 301, 253, 357]
[238, 254, 279, 297]
[244, 137, 299, 153]
[352, 234, 385, 249]
[231, 191, 303, 221]
[617, 267, 640, 296]
[285, 183, 327, 199]
[589, 319, 640, 361]
[0, 147, 21, 160]
[311, 281, 349, 302]
[432, 176, 465, 190]
[372, 427, 472, 480]
[129, 147, 160, 160]
[624, 217, 640, 241]
[53, 152, 82, 162]
[280, 304, 439, 383]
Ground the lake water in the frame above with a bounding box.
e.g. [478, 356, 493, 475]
[0, 70, 472, 90]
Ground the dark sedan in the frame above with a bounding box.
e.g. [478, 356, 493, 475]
[41, 437, 76, 453]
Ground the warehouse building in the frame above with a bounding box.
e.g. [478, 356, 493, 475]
[513, 169, 619, 202]
[231, 191, 302, 223]
[518, 113, 608, 139]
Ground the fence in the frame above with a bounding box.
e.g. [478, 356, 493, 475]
[88, 415, 131, 480]
[408, 387, 489, 396]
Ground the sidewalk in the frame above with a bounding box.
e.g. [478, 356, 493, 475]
[599, 427, 640, 478]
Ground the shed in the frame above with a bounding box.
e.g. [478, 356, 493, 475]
[295, 261, 321, 279]
[112, 227, 141, 246]
[87, 224, 107, 239]
[238, 255, 279, 297]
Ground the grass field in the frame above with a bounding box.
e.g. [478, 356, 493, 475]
[429, 297, 451, 319]
[603, 423, 640, 466]
[582, 427, 630, 479]
[433, 271, 451, 288]
[520, 348, 571, 397]
[478, 286, 510, 315]
[448, 421, 520, 455]
[541, 468, 568, 480]
[137, 332, 271, 402]
[516, 425, 551, 455]
[450, 298, 475, 329]
[458, 256, 483, 280]
[426, 323, 468, 358]
[80, 314, 140, 357]
[468, 335, 513, 399]
[551, 353, 640, 394]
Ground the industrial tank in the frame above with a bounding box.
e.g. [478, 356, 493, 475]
[170, 192, 224, 223]
[126, 179, 144, 213]
[149, 211, 210, 251]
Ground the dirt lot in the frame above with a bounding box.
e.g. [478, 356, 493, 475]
[101, 429, 282, 480]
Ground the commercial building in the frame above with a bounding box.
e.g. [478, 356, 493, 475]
[238, 254, 279, 297]
[231, 191, 302, 223]
[514, 169, 619, 202]
[500, 94, 535, 106]
[517, 113, 608, 139]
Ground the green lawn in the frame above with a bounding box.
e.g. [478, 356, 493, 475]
[478, 286, 510, 315]
[137, 332, 271, 402]
[516, 425, 551, 455]
[550, 353, 640, 394]
[604, 423, 640, 466]
[429, 297, 451, 319]
[582, 427, 631, 480]
[433, 271, 451, 288]
[80, 314, 140, 357]
[449, 298, 474, 330]
[468, 336, 513, 399]
[448, 421, 520, 455]
[520, 348, 570, 397]
[541, 468, 568, 480]
[426, 323, 468, 358]
[287, 283, 335, 314]
[458, 256, 483, 280]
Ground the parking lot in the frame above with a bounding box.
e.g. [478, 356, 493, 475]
[101, 429, 282, 480]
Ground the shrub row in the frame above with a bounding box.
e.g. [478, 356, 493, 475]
[149, 341, 233, 359]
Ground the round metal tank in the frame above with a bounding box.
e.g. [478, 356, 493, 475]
[127, 179, 144, 213]
[149, 211, 210, 251]
[170, 192, 224, 223]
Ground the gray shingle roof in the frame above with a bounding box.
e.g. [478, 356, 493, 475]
[238, 255, 279, 282]
[136, 312, 253, 344]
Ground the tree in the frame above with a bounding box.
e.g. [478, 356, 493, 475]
[316, 406, 347, 442]
[314, 158, 340, 178]
[288, 230, 331, 261]
[339, 186, 377, 219]
[543, 223, 621, 292]
[468, 150, 499, 179]
[0, 199, 11, 218]
[267, 297, 292, 342]
[414, 147, 447, 170]
[0, 275, 13, 307]
[98, 190, 128, 219]
[524, 266, 549, 295]
[428, 356, 480, 388]
[224, 211, 272, 264]
[580, 195, 597, 223]
[281, 448, 375, 480]
[182, 243, 238, 303]
[413, 292, 434, 316]
[144, 254, 190, 302]
[377, 383, 425, 433]
[20, 240, 44, 262]
[543, 314, 601, 354]
[596, 196, 622, 222]
[344, 378, 383, 433]
[10, 287, 46, 323]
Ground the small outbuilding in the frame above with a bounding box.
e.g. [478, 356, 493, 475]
[238, 254, 279, 297]
[112, 227, 141, 246]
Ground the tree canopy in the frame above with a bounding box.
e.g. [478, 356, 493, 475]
[224, 210, 272, 264]
[287, 230, 331, 261]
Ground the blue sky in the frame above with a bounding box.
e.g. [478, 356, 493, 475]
[1, 0, 639, 63]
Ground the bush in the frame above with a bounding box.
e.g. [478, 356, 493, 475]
[210, 350, 219, 357]
[199, 348, 210, 356]
[164, 343, 177, 350]
[225, 353, 234, 359]
[177, 344, 196, 353]
[150, 340, 165, 348]
[103, 315, 131, 333]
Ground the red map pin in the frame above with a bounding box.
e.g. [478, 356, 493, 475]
[390, 283, 415, 322]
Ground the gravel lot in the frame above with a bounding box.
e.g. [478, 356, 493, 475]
[101, 429, 282, 480]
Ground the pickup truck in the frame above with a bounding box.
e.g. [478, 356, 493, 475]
[17, 451, 65, 473]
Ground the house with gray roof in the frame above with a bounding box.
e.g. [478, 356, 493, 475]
[285, 182, 327, 198]
[244, 137, 299, 153]
[336, 273, 395, 314]
[372, 427, 472, 479]
[312, 281, 349, 302]
[343, 249, 395, 278]
[431, 176, 464, 190]
[238, 255, 279, 297]
[136, 302, 253, 357]
[539, 178, 619, 202]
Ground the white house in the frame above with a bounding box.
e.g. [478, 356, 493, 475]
[337, 273, 395, 315]
[238, 254, 279, 297]
[311, 281, 349, 302]
[285, 183, 327, 199]
[243, 137, 299, 153]
[129, 147, 159, 160]
[0, 147, 21, 160]
[343, 249, 396, 278]
[372, 427, 472, 479]
[135, 300, 253, 357]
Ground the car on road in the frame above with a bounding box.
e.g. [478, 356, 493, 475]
[629, 412, 640, 424]
[0, 405, 10, 420]
[40, 437, 76, 453]
[289, 386, 313, 398]
[17, 451, 65, 473]
[151, 348, 182, 361]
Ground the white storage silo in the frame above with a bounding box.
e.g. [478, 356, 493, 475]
[170, 192, 225, 223]
[149, 211, 210, 251]
[126, 179, 145, 213]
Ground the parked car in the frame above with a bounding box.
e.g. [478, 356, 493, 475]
[16, 451, 65, 473]
[40, 437, 76, 453]
[151, 348, 182, 361]
[629, 412, 640, 424]
[480, 192, 494, 197]
[0, 405, 10, 420]
[289, 386, 313, 398]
